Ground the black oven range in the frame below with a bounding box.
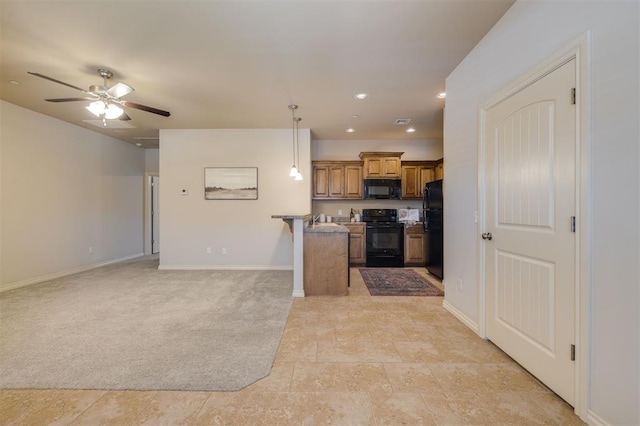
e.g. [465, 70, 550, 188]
[362, 208, 404, 267]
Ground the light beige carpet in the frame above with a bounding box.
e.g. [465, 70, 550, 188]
[0, 256, 293, 391]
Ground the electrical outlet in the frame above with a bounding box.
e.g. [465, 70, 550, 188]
[338, 209, 343, 216]
[458, 277, 463, 291]
[88, 246, 93, 254]
[221, 248, 227, 255]
[206, 247, 212, 254]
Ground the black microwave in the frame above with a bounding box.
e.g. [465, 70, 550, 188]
[363, 179, 402, 199]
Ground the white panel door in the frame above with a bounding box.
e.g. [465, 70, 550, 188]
[152, 176, 160, 254]
[484, 59, 576, 404]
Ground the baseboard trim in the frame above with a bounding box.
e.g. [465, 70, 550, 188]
[586, 409, 610, 426]
[158, 264, 293, 271]
[442, 299, 480, 336]
[0, 253, 145, 293]
[292, 289, 305, 298]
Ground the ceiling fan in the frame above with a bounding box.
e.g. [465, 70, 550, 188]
[28, 68, 171, 125]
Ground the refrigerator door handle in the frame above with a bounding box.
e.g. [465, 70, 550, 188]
[423, 186, 430, 210]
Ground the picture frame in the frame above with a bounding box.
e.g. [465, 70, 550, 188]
[204, 167, 258, 200]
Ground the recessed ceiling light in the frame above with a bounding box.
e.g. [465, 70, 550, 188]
[9, 80, 20, 85]
[437, 92, 446, 99]
[352, 115, 359, 119]
[354, 93, 369, 100]
[135, 143, 143, 147]
[346, 128, 355, 133]
[406, 127, 416, 133]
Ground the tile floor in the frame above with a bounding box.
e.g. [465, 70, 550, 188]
[0, 268, 584, 425]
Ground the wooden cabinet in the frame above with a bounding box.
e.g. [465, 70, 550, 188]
[312, 161, 363, 199]
[304, 231, 349, 296]
[435, 158, 444, 180]
[359, 152, 403, 178]
[404, 224, 426, 265]
[401, 162, 436, 199]
[343, 223, 366, 265]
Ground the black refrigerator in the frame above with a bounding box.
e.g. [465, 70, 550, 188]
[423, 179, 443, 280]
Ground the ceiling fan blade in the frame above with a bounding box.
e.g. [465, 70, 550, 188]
[107, 82, 134, 99]
[45, 97, 95, 102]
[122, 101, 171, 117]
[119, 112, 132, 121]
[28, 72, 91, 94]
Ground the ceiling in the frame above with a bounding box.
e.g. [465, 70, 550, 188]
[0, 0, 514, 148]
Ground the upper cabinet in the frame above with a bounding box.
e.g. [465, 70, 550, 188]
[435, 158, 444, 180]
[401, 161, 436, 199]
[359, 152, 403, 179]
[312, 161, 363, 199]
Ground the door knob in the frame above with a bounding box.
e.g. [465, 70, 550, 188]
[481, 232, 493, 241]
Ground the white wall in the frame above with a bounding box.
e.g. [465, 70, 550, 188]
[0, 101, 145, 290]
[159, 128, 311, 269]
[313, 139, 442, 161]
[145, 148, 159, 173]
[444, 1, 639, 424]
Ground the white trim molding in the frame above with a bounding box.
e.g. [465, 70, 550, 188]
[442, 299, 480, 335]
[157, 265, 293, 271]
[0, 253, 145, 293]
[477, 32, 591, 420]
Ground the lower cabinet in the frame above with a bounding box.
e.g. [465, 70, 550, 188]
[343, 223, 366, 265]
[304, 231, 349, 296]
[404, 224, 426, 265]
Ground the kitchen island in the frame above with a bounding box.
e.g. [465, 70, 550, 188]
[303, 222, 349, 296]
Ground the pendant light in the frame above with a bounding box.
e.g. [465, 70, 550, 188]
[288, 105, 299, 177]
[294, 116, 303, 181]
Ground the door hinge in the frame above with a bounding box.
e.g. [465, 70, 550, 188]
[571, 216, 576, 233]
[570, 344, 576, 361]
[571, 88, 576, 105]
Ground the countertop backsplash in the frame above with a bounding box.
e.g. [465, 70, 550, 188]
[312, 199, 424, 222]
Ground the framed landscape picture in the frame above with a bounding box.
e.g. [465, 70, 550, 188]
[204, 167, 258, 200]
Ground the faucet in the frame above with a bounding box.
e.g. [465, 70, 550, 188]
[312, 214, 322, 225]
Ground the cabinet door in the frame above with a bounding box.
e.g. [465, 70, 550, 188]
[364, 158, 383, 178]
[405, 234, 426, 264]
[344, 165, 363, 198]
[329, 165, 345, 197]
[435, 161, 444, 180]
[419, 167, 435, 191]
[401, 166, 420, 198]
[349, 233, 366, 264]
[313, 165, 330, 198]
[382, 157, 401, 177]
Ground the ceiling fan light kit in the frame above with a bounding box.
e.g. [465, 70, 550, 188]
[86, 100, 124, 119]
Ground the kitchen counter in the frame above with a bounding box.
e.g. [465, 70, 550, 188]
[304, 222, 349, 233]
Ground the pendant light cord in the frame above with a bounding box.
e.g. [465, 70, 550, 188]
[295, 116, 301, 171]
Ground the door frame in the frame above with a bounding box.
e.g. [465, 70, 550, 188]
[143, 172, 159, 255]
[477, 33, 591, 419]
